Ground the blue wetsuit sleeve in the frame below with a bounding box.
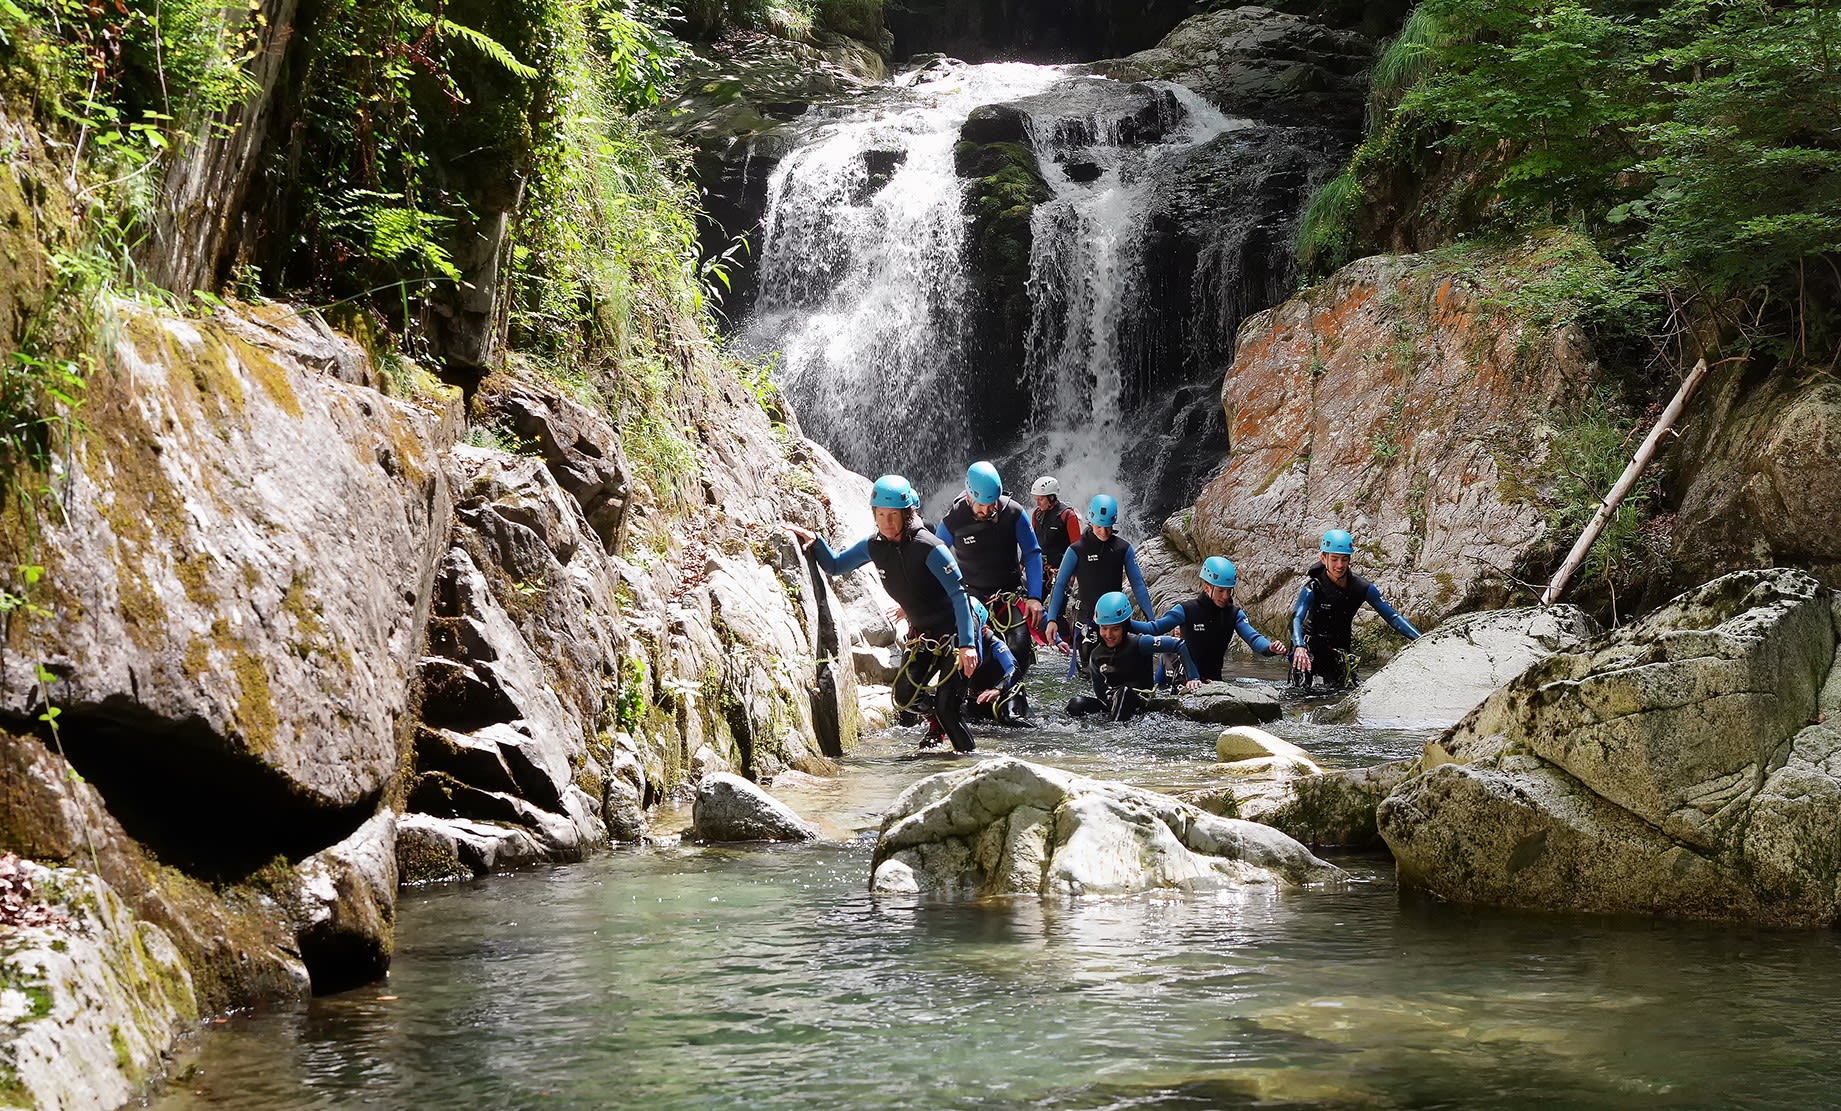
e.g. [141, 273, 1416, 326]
[1046, 548, 1077, 624]
[1365, 584, 1422, 639]
[988, 632, 1017, 690]
[812, 537, 871, 576]
[1124, 547, 1153, 617]
[1292, 583, 1312, 646]
[934, 519, 954, 546]
[1234, 611, 1273, 655]
[1141, 635, 1200, 681]
[1141, 605, 1185, 635]
[1016, 512, 1045, 599]
[926, 545, 978, 647]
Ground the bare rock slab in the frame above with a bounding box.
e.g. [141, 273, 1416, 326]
[692, 773, 819, 843]
[872, 756, 1341, 897]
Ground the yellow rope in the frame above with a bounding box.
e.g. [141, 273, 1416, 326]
[889, 635, 958, 714]
[984, 590, 1028, 634]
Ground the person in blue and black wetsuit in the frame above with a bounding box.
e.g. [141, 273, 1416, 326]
[962, 599, 1035, 728]
[1290, 528, 1420, 690]
[936, 461, 1044, 680]
[1067, 591, 1201, 723]
[1042, 493, 1154, 670]
[786, 474, 981, 752]
[1133, 556, 1288, 684]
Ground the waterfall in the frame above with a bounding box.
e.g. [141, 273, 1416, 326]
[740, 63, 1250, 522]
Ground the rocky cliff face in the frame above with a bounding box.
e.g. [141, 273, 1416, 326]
[1173, 235, 1602, 638]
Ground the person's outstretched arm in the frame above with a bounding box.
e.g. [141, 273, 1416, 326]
[1045, 548, 1078, 627]
[1291, 583, 1313, 647]
[1123, 546, 1154, 617]
[1138, 634, 1201, 682]
[1016, 511, 1045, 600]
[800, 532, 871, 576]
[1234, 610, 1279, 655]
[1134, 604, 1185, 636]
[1364, 585, 1421, 639]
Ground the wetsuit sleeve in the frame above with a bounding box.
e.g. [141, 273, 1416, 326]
[1016, 512, 1044, 600]
[988, 632, 1017, 691]
[811, 537, 871, 576]
[1046, 548, 1078, 624]
[1139, 605, 1185, 636]
[1124, 546, 1154, 617]
[1291, 583, 1313, 646]
[1142, 635, 1200, 681]
[933, 518, 954, 546]
[926, 545, 978, 647]
[1234, 611, 1273, 655]
[1365, 584, 1422, 639]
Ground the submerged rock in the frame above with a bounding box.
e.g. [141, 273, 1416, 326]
[1318, 605, 1599, 728]
[1379, 568, 1841, 925]
[692, 773, 820, 843]
[0, 857, 198, 1111]
[1146, 682, 1284, 725]
[1239, 759, 1415, 850]
[871, 756, 1341, 896]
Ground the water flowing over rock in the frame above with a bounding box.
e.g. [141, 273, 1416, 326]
[1186, 237, 1601, 638]
[740, 34, 1360, 521]
[1378, 569, 1841, 926]
[0, 858, 198, 1111]
[692, 773, 820, 842]
[871, 756, 1341, 896]
[1318, 606, 1600, 729]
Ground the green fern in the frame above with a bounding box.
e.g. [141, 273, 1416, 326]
[399, 9, 538, 79]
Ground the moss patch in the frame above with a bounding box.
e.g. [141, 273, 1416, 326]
[228, 333, 303, 419]
[230, 648, 278, 753]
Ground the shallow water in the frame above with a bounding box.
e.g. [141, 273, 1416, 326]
[149, 665, 1841, 1111]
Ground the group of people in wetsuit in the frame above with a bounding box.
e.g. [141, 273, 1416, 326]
[785, 463, 1420, 752]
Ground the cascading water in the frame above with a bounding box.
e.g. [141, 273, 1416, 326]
[739, 64, 1066, 495]
[740, 63, 1250, 521]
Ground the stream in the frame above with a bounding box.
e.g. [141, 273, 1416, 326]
[149, 664, 1841, 1110]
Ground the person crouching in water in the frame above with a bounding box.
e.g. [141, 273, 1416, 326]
[1028, 475, 1079, 646]
[1290, 528, 1420, 690]
[786, 475, 981, 752]
[1134, 557, 1287, 684]
[963, 599, 1036, 729]
[1043, 492, 1155, 670]
[1068, 591, 1201, 723]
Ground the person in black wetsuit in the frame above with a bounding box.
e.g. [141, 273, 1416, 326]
[1132, 556, 1287, 684]
[1028, 475, 1080, 648]
[1289, 528, 1420, 690]
[936, 460, 1044, 680]
[1042, 492, 1154, 672]
[1067, 591, 1201, 722]
[786, 474, 981, 752]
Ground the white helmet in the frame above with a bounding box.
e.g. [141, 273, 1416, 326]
[1030, 476, 1059, 497]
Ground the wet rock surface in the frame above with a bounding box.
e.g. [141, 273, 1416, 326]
[692, 773, 820, 842]
[1379, 569, 1841, 926]
[872, 756, 1341, 896]
[1319, 605, 1600, 728]
[1145, 682, 1284, 725]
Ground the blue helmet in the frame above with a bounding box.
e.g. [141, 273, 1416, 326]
[969, 598, 990, 629]
[1088, 493, 1119, 528]
[1320, 528, 1354, 556]
[966, 461, 1002, 505]
[871, 474, 920, 510]
[1095, 591, 1133, 626]
[1201, 556, 1237, 589]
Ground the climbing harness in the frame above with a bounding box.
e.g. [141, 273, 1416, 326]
[984, 590, 1028, 634]
[889, 634, 958, 715]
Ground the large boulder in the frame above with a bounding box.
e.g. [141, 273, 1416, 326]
[871, 756, 1341, 896]
[1187, 235, 1602, 639]
[1662, 366, 1841, 594]
[1318, 605, 1599, 728]
[0, 307, 457, 875]
[0, 857, 199, 1111]
[1228, 758, 1415, 850]
[692, 773, 819, 842]
[290, 811, 398, 993]
[1378, 569, 1841, 925]
[1091, 7, 1377, 131]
